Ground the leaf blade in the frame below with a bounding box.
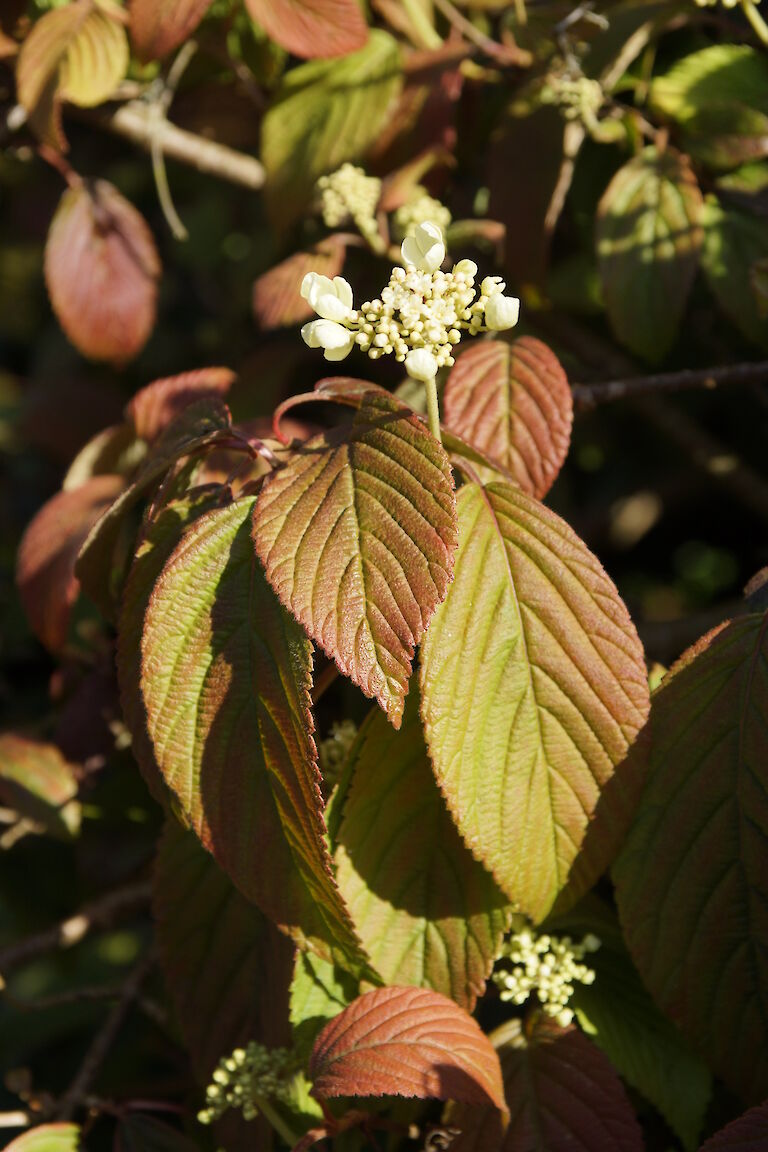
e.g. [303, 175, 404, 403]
[245, 0, 368, 59]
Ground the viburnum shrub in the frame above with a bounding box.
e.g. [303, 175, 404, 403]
[3, 2, 768, 1151]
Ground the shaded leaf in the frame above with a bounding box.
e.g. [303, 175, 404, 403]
[443, 337, 572, 500]
[129, 0, 214, 61]
[16, 473, 124, 651]
[449, 1016, 643, 1151]
[17, 1, 128, 146]
[141, 496, 371, 975]
[309, 985, 505, 1109]
[44, 180, 161, 364]
[699, 1101, 768, 1150]
[126, 368, 236, 444]
[614, 614, 768, 1103]
[63, 423, 146, 491]
[0, 734, 80, 839]
[5, 1126, 80, 1152]
[681, 103, 768, 172]
[335, 697, 510, 1010]
[154, 818, 293, 1080]
[290, 950, 358, 1057]
[253, 390, 457, 729]
[117, 1114, 198, 1152]
[420, 482, 649, 923]
[77, 397, 233, 619]
[262, 30, 402, 229]
[651, 45, 768, 125]
[245, 0, 368, 60]
[701, 196, 768, 351]
[597, 146, 703, 363]
[253, 238, 346, 331]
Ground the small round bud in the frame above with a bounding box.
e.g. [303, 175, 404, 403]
[404, 348, 439, 382]
[484, 294, 520, 331]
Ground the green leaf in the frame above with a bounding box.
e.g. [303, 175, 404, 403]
[680, 103, 768, 172]
[420, 482, 649, 923]
[0, 734, 80, 840]
[651, 45, 768, 125]
[153, 818, 294, 1081]
[448, 1016, 643, 1151]
[597, 146, 703, 363]
[253, 390, 458, 730]
[245, 0, 368, 60]
[334, 697, 510, 1010]
[290, 949, 358, 1057]
[140, 495, 371, 976]
[442, 337, 573, 500]
[614, 614, 768, 1103]
[701, 195, 768, 351]
[4, 1128, 79, 1152]
[261, 29, 402, 229]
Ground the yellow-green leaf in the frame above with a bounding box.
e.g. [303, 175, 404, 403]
[701, 195, 768, 351]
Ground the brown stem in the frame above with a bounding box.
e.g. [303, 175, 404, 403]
[572, 360, 768, 411]
[431, 0, 531, 64]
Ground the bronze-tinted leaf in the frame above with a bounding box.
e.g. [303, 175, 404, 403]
[245, 0, 368, 59]
[253, 390, 458, 729]
[335, 697, 510, 1010]
[309, 985, 505, 1109]
[449, 1015, 643, 1151]
[614, 614, 768, 1102]
[0, 734, 80, 839]
[141, 496, 372, 976]
[420, 482, 649, 922]
[17, 473, 124, 651]
[443, 337, 572, 499]
[126, 368, 236, 443]
[153, 818, 294, 1080]
[129, 0, 214, 61]
[699, 1101, 768, 1150]
[253, 239, 346, 331]
[44, 180, 161, 364]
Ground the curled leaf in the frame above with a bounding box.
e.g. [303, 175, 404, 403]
[126, 368, 236, 443]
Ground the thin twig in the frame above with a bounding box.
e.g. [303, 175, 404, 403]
[431, 0, 531, 64]
[149, 40, 199, 240]
[572, 360, 768, 410]
[0, 881, 151, 977]
[55, 952, 155, 1121]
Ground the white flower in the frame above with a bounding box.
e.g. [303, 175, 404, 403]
[301, 273, 354, 323]
[401, 222, 445, 274]
[301, 319, 355, 361]
[405, 348, 438, 382]
[485, 294, 520, 331]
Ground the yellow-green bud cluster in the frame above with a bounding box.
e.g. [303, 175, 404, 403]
[393, 187, 452, 241]
[541, 76, 604, 122]
[492, 915, 600, 1028]
[317, 163, 382, 245]
[197, 1042, 296, 1126]
[318, 719, 357, 791]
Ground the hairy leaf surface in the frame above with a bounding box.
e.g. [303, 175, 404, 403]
[153, 818, 294, 1080]
[45, 181, 160, 364]
[597, 147, 703, 362]
[449, 1016, 643, 1151]
[254, 391, 458, 729]
[614, 614, 768, 1102]
[141, 496, 370, 974]
[420, 482, 649, 922]
[17, 474, 123, 651]
[309, 986, 505, 1109]
[699, 1101, 768, 1150]
[261, 30, 401, 228]
[0, 734, 80, 840]
[129, 0, 214, 60]
[126, 368, 235, 444]
[335, 698, 509, 1009]
[443, 337, 572, 499]
[245, 0, 368, 59]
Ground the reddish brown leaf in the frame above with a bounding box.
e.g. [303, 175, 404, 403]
[0, 733, 80, 839]
[245, 0, 368, 59]
[699, 1101, 768, 1150]
[443, 337, 572, 499]
[253, 390, 458, 729]
[253, 239, 346, 331]
[126, 368, 236, 443]
[16, 474, 124, 651]
[129, 0, 214, 61]
[449, 1015, 643, 1151]
[309, 986, 505, 1109]
[44, 180, 161, 364]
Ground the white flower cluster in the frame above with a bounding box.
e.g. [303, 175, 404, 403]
[318, 719, 357, 790]
[492, 915, 600, 1028]
[197, 1042, 296, 1125]
[301, 222, 520, 382]
[394, 187, 452, 240]
[317, 163, 382, 246]
[541, 75, 604, 122]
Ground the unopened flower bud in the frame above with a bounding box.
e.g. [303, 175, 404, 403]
[405, 348, 439, 382]
[401, 222, 445, 273]
[301, 319, 355, 361]
[484, 294, 520, 331]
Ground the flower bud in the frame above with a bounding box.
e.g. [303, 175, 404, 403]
[301, 319, 355, 361]
[405, 348, 439, 382]
[453, 258, 478, 279]
[301, 272, 354, 322]
[401, 222, 445, 273]
[484, 294, 520, 331]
